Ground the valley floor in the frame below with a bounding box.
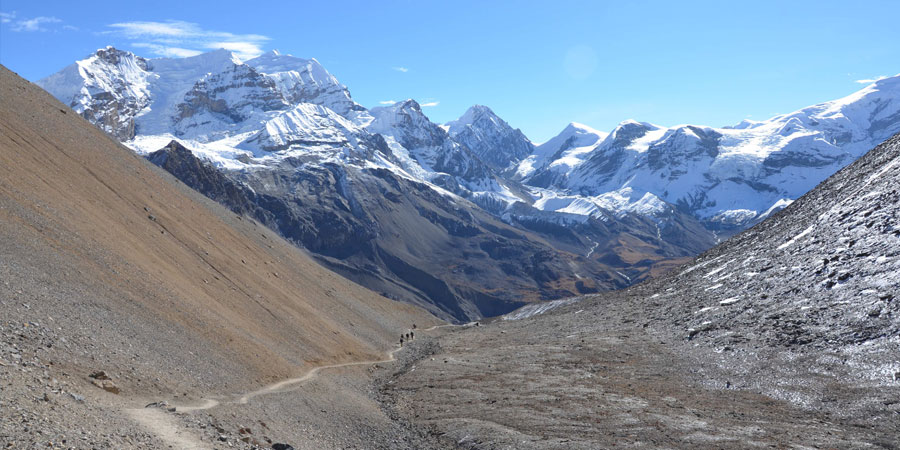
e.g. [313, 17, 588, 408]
[5, 302, 896, 449]
[384, 299, 900, 449]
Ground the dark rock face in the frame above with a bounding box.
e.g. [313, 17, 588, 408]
[430, 140, 493, 186]
[148, 141, 270, 221]
[76, 93, 139, 141]
[96, 47, 149, 70]
[148, 137, 713, 321]
[148, 139, 717, 322]
[383, 100, 448, 150]
[148, 141, 621, 321]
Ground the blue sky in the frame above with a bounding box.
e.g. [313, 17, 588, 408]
[1, 0, 898, 142]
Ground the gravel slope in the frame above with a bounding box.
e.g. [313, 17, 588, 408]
[0, 64, 440, 448]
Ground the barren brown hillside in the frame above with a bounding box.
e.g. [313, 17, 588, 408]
[0, 65, 440, 447]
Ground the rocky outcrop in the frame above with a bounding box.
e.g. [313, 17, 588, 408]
[175, 63, 289, 136]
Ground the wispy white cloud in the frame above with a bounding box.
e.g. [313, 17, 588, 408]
[106, 20, 270, 60]
[209, 41, 264, 58]
[108, 21, 194, 37]
[855, 75, 888, 84]
[420, 101, 439, 107]
[379, 100, 397, 105]
[392, 66, 409, 73]
[132, 43, 203, 58]
[4, 13, 63, 32]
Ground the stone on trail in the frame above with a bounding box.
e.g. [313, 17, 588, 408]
[88, 370, 111, 380]
[272, 444, 295, 450]
[90, 378, 120, 394]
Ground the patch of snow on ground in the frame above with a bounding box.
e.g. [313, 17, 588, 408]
[777, 225, 815, 250]
[503, 298, 579, 321]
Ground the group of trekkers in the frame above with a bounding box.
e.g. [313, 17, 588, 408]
[399, 324, 417, 347]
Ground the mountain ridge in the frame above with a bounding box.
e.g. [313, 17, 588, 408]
[521, 74, 900, 230]
[34, 46, 900, 320]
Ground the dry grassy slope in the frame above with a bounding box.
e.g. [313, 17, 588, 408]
[0, 64, 439, 395]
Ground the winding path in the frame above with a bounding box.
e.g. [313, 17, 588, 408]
[125, 323, 459, 449]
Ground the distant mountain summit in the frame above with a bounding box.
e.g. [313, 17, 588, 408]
[445, 105, 534, 172]
[245, 50, 366, 118]
[37, 46, 154, 140]
[516, 121, 608, 187]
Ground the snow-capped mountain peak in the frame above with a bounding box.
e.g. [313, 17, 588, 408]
[514, 121, 607, 181]
[445, 104, 534, 171]
[37, 46, 154, 140]
[546, 122, 608, 149]
[562, 122, 606, 138]
[445, 104, 499, 135]
[245, 51, 364, 119]
[367, 98, 509, 199]
[369, 99, 441, 143]
[604, 119, 666, 150]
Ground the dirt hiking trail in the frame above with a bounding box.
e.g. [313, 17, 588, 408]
[125, 323, 459, 449]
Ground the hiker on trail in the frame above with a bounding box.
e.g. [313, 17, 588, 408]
[412, 324, 417, 329]
[399, 336, 404, 347]
[410, 331, 415, 340]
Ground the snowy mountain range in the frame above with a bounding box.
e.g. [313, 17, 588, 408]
[35, 46, 900, 319]
[518, 76, 900, 229]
